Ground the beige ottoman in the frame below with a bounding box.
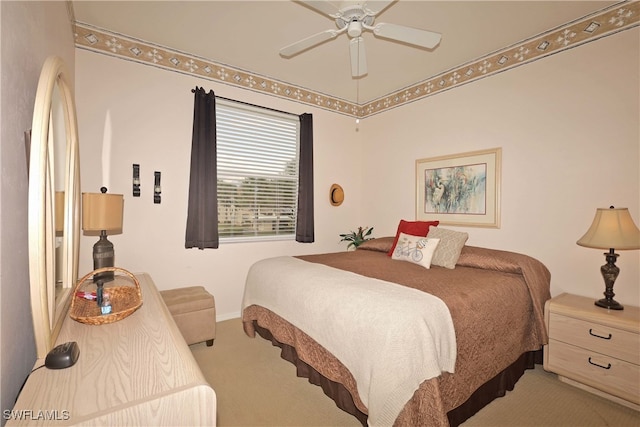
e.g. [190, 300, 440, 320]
[160, 286, 216, 346]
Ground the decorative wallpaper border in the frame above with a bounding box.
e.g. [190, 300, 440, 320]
[74, 1, 638, 119]
[361, 1, 639, 118]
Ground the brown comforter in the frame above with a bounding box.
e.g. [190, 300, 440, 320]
[243, 244, 551, 426]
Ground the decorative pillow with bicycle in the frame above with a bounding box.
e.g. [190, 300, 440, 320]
[391, 232, 440, 269]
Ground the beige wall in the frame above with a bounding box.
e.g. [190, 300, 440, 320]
[361, 29, 640, 306]
[76, 26, 639, 320]
[76, 50, 364, 318]
[0, 0, 75, 419]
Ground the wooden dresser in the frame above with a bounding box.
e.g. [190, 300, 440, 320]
[544, 292, 640, 410]
[8, 273, 216, 425]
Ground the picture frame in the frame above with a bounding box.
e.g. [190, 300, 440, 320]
[416, 148, 501, 228]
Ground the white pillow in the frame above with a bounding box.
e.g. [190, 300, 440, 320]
[391, 232, 440, 269]
[427, 227, 469, 269]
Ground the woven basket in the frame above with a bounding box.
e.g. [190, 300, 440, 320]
[70, 267, 143, 325]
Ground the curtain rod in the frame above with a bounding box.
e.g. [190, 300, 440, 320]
[191, 88, 299, 118]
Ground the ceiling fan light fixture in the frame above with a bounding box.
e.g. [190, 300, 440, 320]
[347, 21, 362, 38]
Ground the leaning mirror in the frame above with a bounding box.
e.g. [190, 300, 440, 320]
[29, 56, 80, 359]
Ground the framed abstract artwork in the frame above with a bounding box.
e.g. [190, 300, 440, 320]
[416, 148, 501, 228]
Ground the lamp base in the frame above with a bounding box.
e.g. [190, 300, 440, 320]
[93, 230, 114, 283]
[595, 298, 624, 310]
[595, 249, 623, 311]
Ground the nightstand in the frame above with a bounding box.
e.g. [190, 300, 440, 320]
[544, 293, 640, 410]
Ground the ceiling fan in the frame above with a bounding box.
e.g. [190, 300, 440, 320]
[280, 0, 442, 78]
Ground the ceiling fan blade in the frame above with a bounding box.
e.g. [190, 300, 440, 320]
[280, 30, 340, 57]
[373, 22, 441, 49]
[297, 0, 342, 18]
[349, 37, 367, 78]
[363, 0, 396, 16]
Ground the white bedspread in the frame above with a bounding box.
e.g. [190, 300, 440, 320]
[242, 256, 457, 427]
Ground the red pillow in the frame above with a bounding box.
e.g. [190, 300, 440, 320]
[387, 220, 439, 256]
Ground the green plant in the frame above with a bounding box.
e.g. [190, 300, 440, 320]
[339, 226, 374, 250]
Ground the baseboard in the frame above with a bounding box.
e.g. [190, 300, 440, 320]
[217, 311, 241, 322]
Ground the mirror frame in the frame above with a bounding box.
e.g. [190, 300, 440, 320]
[29, 56, 80, 359]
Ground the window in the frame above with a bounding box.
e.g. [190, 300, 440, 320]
[216, 99, 300, 242]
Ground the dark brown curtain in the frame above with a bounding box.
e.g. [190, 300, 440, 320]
[296, 113, 314, 243]
[185, 87, 218, 249]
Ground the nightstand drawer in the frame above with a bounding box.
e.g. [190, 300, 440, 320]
[549, 312, 640, 365]
[547, 339, 640, 405]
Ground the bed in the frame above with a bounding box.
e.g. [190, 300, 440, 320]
[241, 233, 551, 427]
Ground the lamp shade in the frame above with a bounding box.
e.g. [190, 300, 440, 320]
[82, 192, 124, 232]
[577, 207, 640, 250]
[55, 191, 65, 233]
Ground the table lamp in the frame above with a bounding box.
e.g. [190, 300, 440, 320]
[55, 191, 65, 285]
[576, 206, 640, 310]
[82, 187, 124, 282]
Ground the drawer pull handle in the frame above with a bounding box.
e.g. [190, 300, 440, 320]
[588, 357, 611, 370]
[588, 329, 612, 340]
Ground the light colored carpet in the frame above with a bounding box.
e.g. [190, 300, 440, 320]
[192, 318, 640, 427]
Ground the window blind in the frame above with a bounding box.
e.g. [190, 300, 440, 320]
[216, 99, 300, 241]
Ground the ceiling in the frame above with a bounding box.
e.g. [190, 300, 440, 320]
[71, 1, 620, 104]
